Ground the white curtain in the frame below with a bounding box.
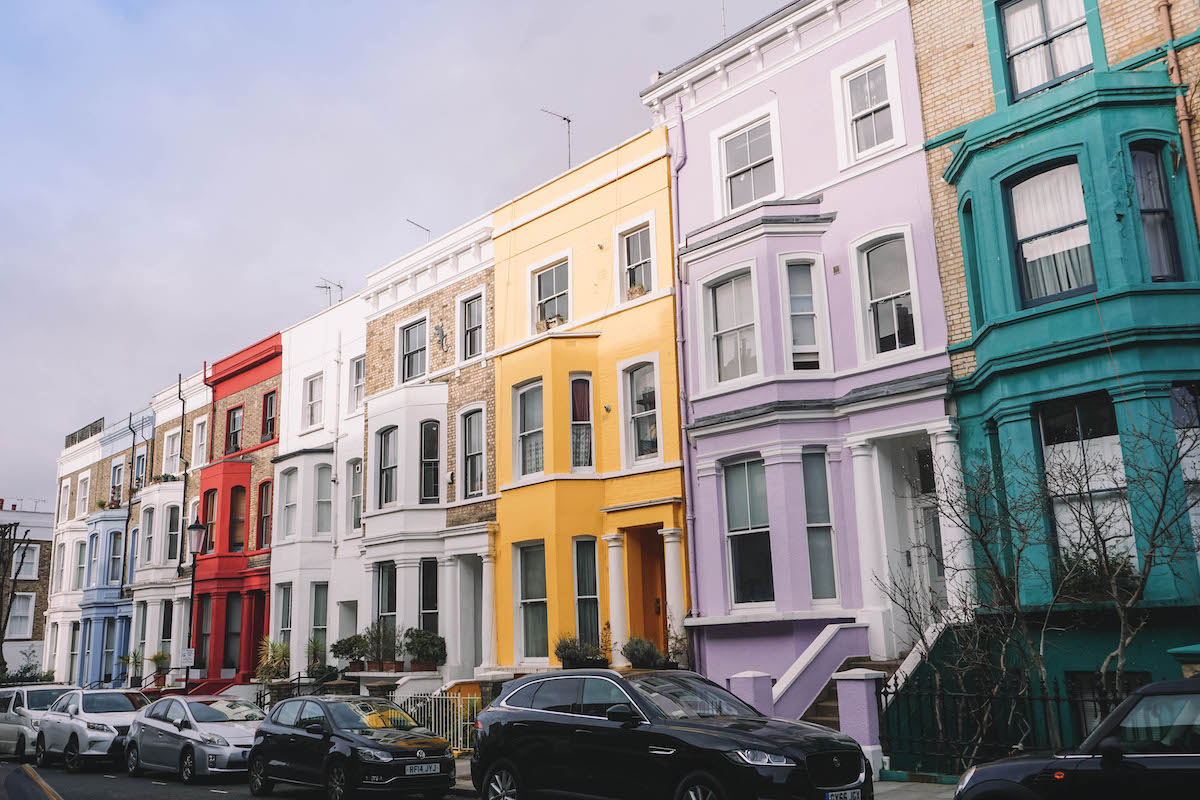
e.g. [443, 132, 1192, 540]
[1012, 163, 1094, 298]
[1005, 0, 1090, 94]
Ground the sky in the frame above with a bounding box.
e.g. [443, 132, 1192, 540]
[0, 0, 787, 510]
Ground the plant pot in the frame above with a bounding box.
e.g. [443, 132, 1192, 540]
[154, 673, 166, 687]
[658, 661, 681, 670]
[562, 657, 610, 670]
[349, 660, 365, 672]
[382, 660, 399, 672]
[626, 285, 647, 301]
[366, 660, 382, 672]
[410, 662, 438, 673]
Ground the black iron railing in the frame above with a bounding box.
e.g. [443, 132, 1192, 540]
[253, 666, 344, 710]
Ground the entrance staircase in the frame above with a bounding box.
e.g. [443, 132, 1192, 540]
[187, 677, 235, 696]
[801, 657, 903, 730]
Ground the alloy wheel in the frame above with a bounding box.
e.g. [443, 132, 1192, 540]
[486, 768, 517, 800]
[64, 739, 81, 773]
[127, 744, 140, 776]
[34, 737, 47, 768]
[180, 751, 195, 783]
[327, 764, 347, 800]
[249, 756, 272, 795]
[684, 784, 716, 800]
[14, 736, 25, 764]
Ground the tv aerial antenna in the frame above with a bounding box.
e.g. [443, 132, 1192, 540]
[316, 277, 344, 306]
[541, 108, 573, 169]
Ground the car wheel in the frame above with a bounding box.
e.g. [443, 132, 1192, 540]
[34, 735, 49, 768]
[483, 759, 522, 800]
[63, 736, 83, 773]
[179, 748, 198, 784]
[326, 760, 355, 800]
[674, 771, 726, 800]
[126, 742, 143, 776]
[14, 735, 26, 764]
[249, 755, 274, 796]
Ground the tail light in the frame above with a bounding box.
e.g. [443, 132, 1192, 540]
[474, 720, 483, 730]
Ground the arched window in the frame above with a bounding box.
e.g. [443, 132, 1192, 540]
[88, 534, 99, 586]
[202, 490, 217, 553]
[142, 508, 155, 563]
[315, 465, 332, 532]
[378, 427, 398, 506]
[1130, 142, 1182, 282]
[347, 459, 363, 529]
[257, 481, 273, 548]
[626, 364, 658, 461]
[862, 236, 915, 354]
[280, 469, 297, 538]
[460, 411, 484, 498]
[127, 530, 138, 581]
[107, 531, 123, 585]
[228, 486, 246, 552]
[419, 421, 439, 504]
[1008, 161, 1093, 305]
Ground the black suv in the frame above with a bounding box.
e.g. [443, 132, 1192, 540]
[955, 677, 1200, 798]
[471, 669, 872, 800]
[247, 695, 455, 800]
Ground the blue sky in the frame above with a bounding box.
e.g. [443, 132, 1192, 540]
[0, 0, 785, 508]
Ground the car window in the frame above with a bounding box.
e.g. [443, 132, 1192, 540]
[26, 689, 68, 711]
[327, 699, 417, 731]
[297, 701, 328, 730]
[49, 693, 75, 713]
[0, 691, 12, 713]
[82, 692, 148, 714]
[580, 678, 630, 718]
[273, 700, 302, 728]
[188, 699, 264, 723]
[146, 700, 167, 721]
[1117, 694, 1200, 754]
[505, 683, 539, 709]
[163, 700, 186, 725]
[627, 673, 759, 720]
[531, 678, 582, 714]
[12, 692, 25, 710]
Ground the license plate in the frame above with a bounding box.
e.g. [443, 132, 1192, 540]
[826, 791, 860, 800]
[405, 763, 440, 776]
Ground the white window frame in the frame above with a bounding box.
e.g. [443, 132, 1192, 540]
[456, 287, 487, 365]
[133, 448, 147, 489]
[166, 504, 181, 562]
[723, 458, 775, 610]
[697, 261, 764, 393]
[830, 41, 907, 170]
[142, 507, 156, 564]
[315, 463, 333, 533]
[377, 427, 399, 507]
[612, 211, 658, 304]
[303, 373, 325, 431]
[163, 427, 182, 475]
[277, 583, 293, 647]
[572, 536, 600, 645]
[616, 353, 665, 469]
[394, 312, 430, 385]
[88, 533, 99, 587]
[802, 450, 840, 604]
[110, 457, 125, 505]
[53, 542, 65, 592]
[7, 593, 35, 639]
[58, 478, 71, 525]
[776, 252, 833, 374]
[526, 249, 573, 336]
[73, 541, 86, 590]
[514, 541, 550, 665]
[709, 100, 784, 218]
[418, 421, 441, 505]
[192, 416, 209, 467]
[515, 381, 545, 479]
[847, 224, 925, 364]
[10, 543, 39, 581]
[458, 404, 487, 500]
[568, 374, 595, 474]
[348, 458, 364, 530]
[280, 468, 298, 538]
[75, 473, 90, 519]
[349, 356, 366, 412]
[107, 531, 123, 585]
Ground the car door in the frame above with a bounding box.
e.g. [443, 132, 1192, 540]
[158, 699, 190, 768]
[43, 692, 75, 752]
[569, 677, 664, 800]
[136, 700, 167, 766]
[292, 700, 332, 786]
[261, 699, 303, 779]
[0, 690, 15, 752]
[519, 676, 582, 794]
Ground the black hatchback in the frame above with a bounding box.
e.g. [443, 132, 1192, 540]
[247, 695, 455, 800]
[471, 669, 872, 800]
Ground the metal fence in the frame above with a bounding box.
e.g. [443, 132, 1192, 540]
[878, 673, 1135, 777]
[392, 692, 482, 752]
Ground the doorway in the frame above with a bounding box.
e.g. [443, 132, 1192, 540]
[624, 527, 667, 651]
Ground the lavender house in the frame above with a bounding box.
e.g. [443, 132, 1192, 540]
[642, 0, 968, 719]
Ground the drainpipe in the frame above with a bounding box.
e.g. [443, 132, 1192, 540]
[176, 373, 190, 570]
[187, 362, 214, 687]
[1158, 0, 1200, 237]
[669, 99, 702, 669]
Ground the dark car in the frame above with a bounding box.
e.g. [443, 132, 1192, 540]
[247, 695, 455, 800]
[955, 676, 1200, 798]
[471, 668, 872, 800]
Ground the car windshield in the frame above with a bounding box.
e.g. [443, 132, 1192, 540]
[627, 673, 760, 720]
[82, 692, 148, 713]
[188, 699, 265, 723]
[26, 689, 70, 710]
[327, 699, 418, 731]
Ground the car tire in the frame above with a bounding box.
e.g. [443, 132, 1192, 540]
[14, 735, 26, 764]
[326, 759, 355, 800]
[34, 735, 50, 768]
[482, 759, 523, 800]
[126, 742, 143, 776]
[179, 747, 199, 785]
[674, 771, 727, 800]
[63, 736, 83, 773]
[249, 755, 274, 796]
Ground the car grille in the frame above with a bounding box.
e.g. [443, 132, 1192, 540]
[805, 751, 862, 789]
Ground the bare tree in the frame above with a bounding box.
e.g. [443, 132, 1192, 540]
[0, 520, 34, 675]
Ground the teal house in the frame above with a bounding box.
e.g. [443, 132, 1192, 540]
[921, 0, 1200, 692]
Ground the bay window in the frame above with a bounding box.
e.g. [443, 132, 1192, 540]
[315, 465, 332, 532]
[863, 237, 915, 354]
[570, 376, 593, 471]
[1010, 162, 1093, 304]
[724, 459, 774, 604]
[378, 427, 398, 505]
[520, 543, 548, 659]
[518, 383, 544, 476]
[419, 421, 440, 504]
[711, 272, 757, 382]
[1131, 144, 1182, 282]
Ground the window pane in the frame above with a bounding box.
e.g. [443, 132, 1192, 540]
[521, 387, 543, 432]
[739, 327, 758, 376]
[724, 463, 749, 532]
[520, 545, 546, 601]
[848, 72, 870, 115]
[580, 678, 627, 717]
[866, 239, 909, 299]
[1012, 163, 1088, 239]
[871, 107, 893, 146]
[716, 332, 741, 382]
[895, 294, 916, 348]
[788, 263, 812, 300]
[1050, 25, 1091, 76]
[802, 453, 831, 524]
[523, 603, 548, 658]
[747, 122, 772, 163]
[730, 531, 774, 604]
[791, 316, 816, 347]
[532, 678, 580, 713]
[751, 161, 775, 199]
[725, 131, 749, 173]
[1011, 45, 1052, 95]
[854, 114, 878, 154]
[867, 64, 888, 105]
[575, 539, 597, 596]
[713, 279, 735, 330]
[634, 415, 657, 458]
[807, 527, 837, 600]
[1004, 0, 1046, 52]
[1116, 694, 1200, 754]
[729, 170, 753, 209]
[747, 460, 768, 529]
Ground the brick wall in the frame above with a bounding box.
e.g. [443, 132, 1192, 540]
[210, 375, 281, 551]
[909, 0, 995, 141]
[1099, 0, 1200, 67]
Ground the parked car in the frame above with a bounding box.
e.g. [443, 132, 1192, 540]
[34, 688, 150, 772]
[126, 695, 265, 783]
[0, 684, 77, 761]
[471, 668, 873, 800]
[247, 694, 455, 799]
[955, 676, 1200, 798]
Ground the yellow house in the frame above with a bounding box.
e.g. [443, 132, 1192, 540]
[491, 127, 688, 670]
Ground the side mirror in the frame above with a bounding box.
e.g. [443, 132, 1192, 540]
[605, 704, 638, 724]
[67, 704, 79, 717]
[1099, 736, 1124, 767]
[175, 719, 190, 730]
[305, 722, 325, 736]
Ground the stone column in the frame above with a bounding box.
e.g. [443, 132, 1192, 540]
[602, 533, 629, 667]
[438, 556, 461, 673]
[87, 619, 105, 687]
[660, 528, 685, 642]
[143, 602, 163, 673]
[480, 553, 497, 669]
[850, 442, 894, 659]
[395, 559, 420, 642]
[834, 668, 886, 772]
[238, 592, 255, 679]
[993, 409, 1055, 606]
[931, 426, 975, 616]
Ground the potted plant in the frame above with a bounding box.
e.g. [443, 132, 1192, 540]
[96, 500, 107, 510]
[626, 283, 647, 301]
[362, 620, 396, 672]
[403, 628, 446, 672]
[620, 637, 664, 669]
[331, 634, 368, 671]
[306, 636, 337, 680]
[554, 633, 608, 669]
[257, 638, 293, 703]
[119, 648, 145, 686]
[150, 652, 171, 687]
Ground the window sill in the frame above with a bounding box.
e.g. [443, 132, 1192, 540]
[298, 425, 324, 438]
[845, 138, 903, 170]
[724, 189, 784, 219]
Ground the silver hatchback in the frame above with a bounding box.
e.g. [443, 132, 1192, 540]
[127, 695, 265, 784]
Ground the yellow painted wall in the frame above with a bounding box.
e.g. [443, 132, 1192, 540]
[491, 127, 689, 667]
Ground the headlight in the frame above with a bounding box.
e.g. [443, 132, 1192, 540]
[957, 766, 977, 794]
[201, 732, 230, 747]
[86, 722, 114, 733]
[30, 719, 39, 729]
[730, 749, 796, 767]
[357, 747, 393, 763]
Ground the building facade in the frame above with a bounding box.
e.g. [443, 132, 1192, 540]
[1, 500, 53, 674]
[911, 0, 1200, 682]
[491, 127, 689, 671]
[641, 0, 961, 713]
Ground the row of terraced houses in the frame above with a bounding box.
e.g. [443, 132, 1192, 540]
[39, 0, 1200, 742]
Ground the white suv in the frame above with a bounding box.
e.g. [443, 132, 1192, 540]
[35, 689, 150, 772]
[0, 684, 77, 761]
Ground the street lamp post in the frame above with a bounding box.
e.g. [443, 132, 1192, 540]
[185, 520, 207, 688]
